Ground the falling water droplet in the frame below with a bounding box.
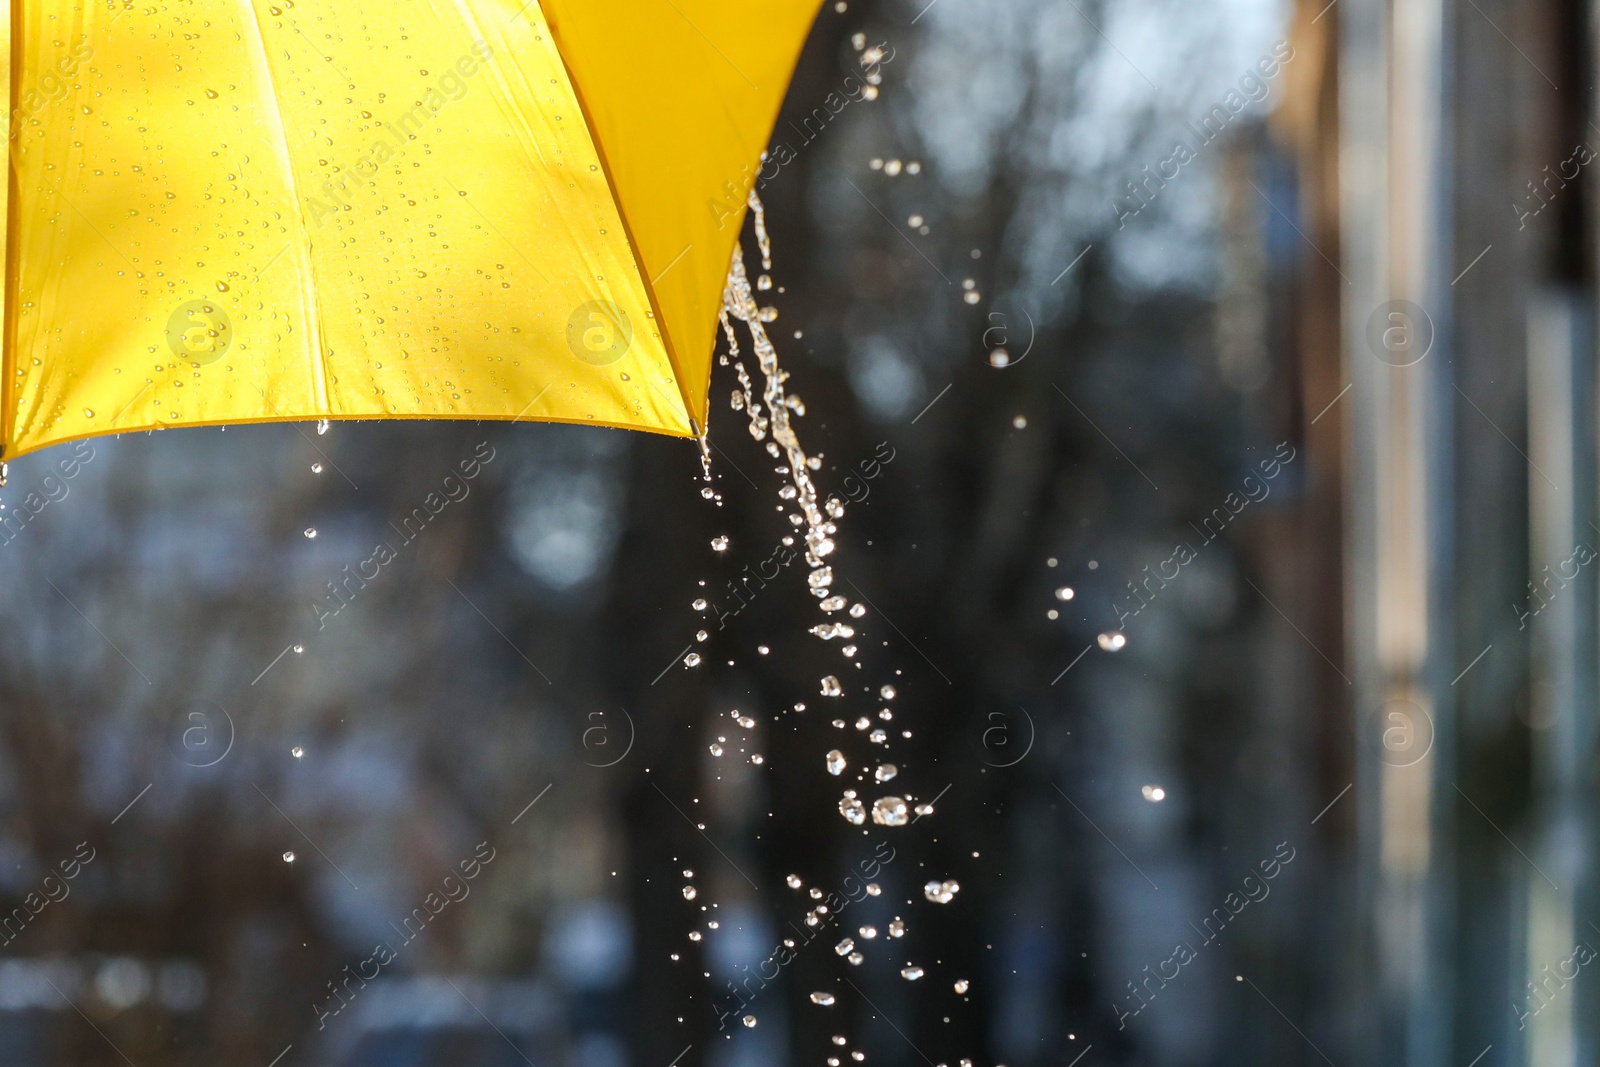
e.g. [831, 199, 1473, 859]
[923, 879, 960, 904]
[282, 851, 296, 863]
[742, 1016, 758, 1029]
[810, 991, 836, 1006]
[820, 676, 842, 697]
[711, 535, 729, 552]
[684, 652, 702, 668]
[875, 764, 898, 783]
[1141, 784, 1167, 802]
[303, 528, 317, 539]
[316, 419, 330, 435]
[1098, 631, 1127, 652]
[871, 797, 908, 826]
[880, 685, 897, 700]
[291, 746, 304, 759]
[839, 795, 866, 825]
[692, 598, 708, 612]
[900, 966, 924, 981]
[954, 979, 970, 994]
[1055, 586, 1075, 601]
[709, 742, 723, 756]
[834, 938, 855, 956]
[787, 874, 803, 889]
[311, 462, 324, 474]
[682, 885, 697, 900]
[826, 750, 846, 775]
[858, 925, 878, 939]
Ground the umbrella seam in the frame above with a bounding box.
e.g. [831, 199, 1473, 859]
[237, 0, 331, 418]
[537, 0, 698, 437]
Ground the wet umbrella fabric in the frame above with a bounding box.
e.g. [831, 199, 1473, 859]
[0, 0, 822, 459]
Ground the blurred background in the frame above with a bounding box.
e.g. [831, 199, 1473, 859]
[2, 0, 1597, 1064]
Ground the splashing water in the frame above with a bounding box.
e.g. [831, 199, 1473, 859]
[721, 191, 839, 591]
[676, 187, 962, 1057]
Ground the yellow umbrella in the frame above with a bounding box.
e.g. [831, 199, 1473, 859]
[0, 0, 823, 460]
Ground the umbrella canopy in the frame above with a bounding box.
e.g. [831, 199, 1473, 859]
[0, 0, 823, 460]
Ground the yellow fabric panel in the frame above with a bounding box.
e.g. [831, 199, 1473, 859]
[539, 0, 824, 428]
[2, 0, 698, 459]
